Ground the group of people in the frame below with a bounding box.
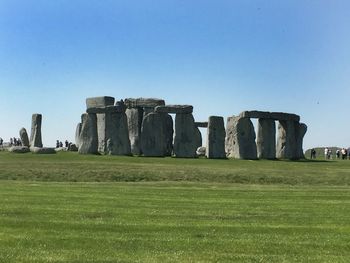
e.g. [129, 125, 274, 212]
[323, 147, 350, 160]
[55, 140, 70, 149]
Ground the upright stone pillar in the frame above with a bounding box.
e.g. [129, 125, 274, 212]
[19, 128, 30, 147]
[164, 114, 174, 156]
[141, 112, 169, 157]
[78, 113, 98, 154]
[75, 123, 82, 148]
[296, 123, 307, 159]
[257, 118, 276, 159]
[30, 114, 43, 148]
[126, 108, 144, 155]
[206, 116, 226, 159]
[225, 116, 257, 159]
[276, 120, 297, 159]
[173, 113, 201, 158]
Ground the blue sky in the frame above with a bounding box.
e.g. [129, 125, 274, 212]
[0, 0, 349, 149]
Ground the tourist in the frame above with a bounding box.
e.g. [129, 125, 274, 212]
[324, 147, 328, 160]
[10, 138, 13, 146]
[59, 141, 63, 148]
[336, 149, 340, 159]
[0, 137, 3, 147]
[328, 149, 332, 159]
[310, 148, 316, 159]
[341, 148, 347, 160]
[56, 140, 60, 148]
[65, 140, 69, 148]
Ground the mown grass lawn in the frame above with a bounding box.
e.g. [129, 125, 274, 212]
[0, 152, 349, 262]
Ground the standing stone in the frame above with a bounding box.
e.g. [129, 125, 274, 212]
[296, 123, 307, 159]
[75, 123, 82, 148]
[97, 111, 131, 155]
[30, 114, 43, 148]
[225, 116, 257, 159]
[126, 108, 144, 155]
[19, 128, 30, 147]
[206, 116, 226, 159]
[173, 113, 201, 158]
[257, 118, 276, 159]
[141, 112, 169, 157]
[78, 113, 98, 154]
[164, 114, 174, 156]
[276, 120, 297, 159]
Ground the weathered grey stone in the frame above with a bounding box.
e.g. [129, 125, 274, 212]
[86, 105, 125, 114]
[239, 111, 300, 122]
[75, 123, 82, 148]
[225, 116, 257, 159]
[276, 120, 297, 159]
[86, 96, 115, 109]
[30, 114, 43, 148]
[55, 147, 67, 152]
[257, 118, 276, 159]
[155, 105, 193, 114]
[68, 144, 78, 152]
[196, 146, 206, 156]
[173, 113, 201, 158]
[206, 116, 226, 159]
[296, 123, 307, 159]
[195, 122, 208, 128]
[97, 112, 131, 155]
[78, 113, 98, 154]
[19, 128, 30, 147]
[124, 98, 165, 108]
[126, 108, 144, 155]
[9, 146, 30, 153]
[141, 112, 170, 157]
[164, 114, 174, 156]
[30, 147, 56, 154]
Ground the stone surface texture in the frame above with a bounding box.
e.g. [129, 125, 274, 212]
[86, 105, 125, 114]
[239, 111, 300, 122]
[19, 128, 30, 147]
[8, 146, 30, 153]
[256, 118, 276, 159]
[96, 112, 131, 155]
[196, 146, 206, 156]
[75, 123, 82, 148]
[30, 147, 56, 154]
[141, 112, 169, 157]
[86, 96, 115, 109]
[225, 116, 257, 159]
[126, 108, 144, 155]
[78, 113, 98, 154]
[30, 114, 43, 148]
[206, 116, 226, 159]
[155, 105, 193, 114]
[195, 122, 208, 128]
[276, 120, 297, 159]
[296, 123, 307, 159]
[173, 113, 201, 158]
[124, 98, 165, 108]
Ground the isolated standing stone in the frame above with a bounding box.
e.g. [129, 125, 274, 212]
[75, 123, 82, 148]
[126, 108, 144, 155]
[141, 112, 169, 157]
[78, 113, 98, 154]
[206, 116, 226, 159]
[276, 120, 297, 159]
[225, 116, 257, 159]
[257, 118, 276, 159]
[173, 113, 201, 158]
[296, 123, 307, 159]
[30, 114, 43, 148]
[19, 128, 30, 147]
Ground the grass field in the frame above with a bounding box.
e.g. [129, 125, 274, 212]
[0, 152, 350, 262]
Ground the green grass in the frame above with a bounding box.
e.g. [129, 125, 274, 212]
[1, 151, 350, 185]
[0, 152, 350, 262]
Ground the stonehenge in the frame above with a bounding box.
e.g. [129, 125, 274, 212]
[76, 97, 308, 160]
[225, 111, 307, 160]
[30, 114, 43, 148]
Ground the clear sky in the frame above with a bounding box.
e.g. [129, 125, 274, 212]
[0, 0, 349, 149]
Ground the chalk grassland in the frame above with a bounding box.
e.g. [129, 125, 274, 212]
[0, 152, 349, 262]
[0, 152, 350, 185]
